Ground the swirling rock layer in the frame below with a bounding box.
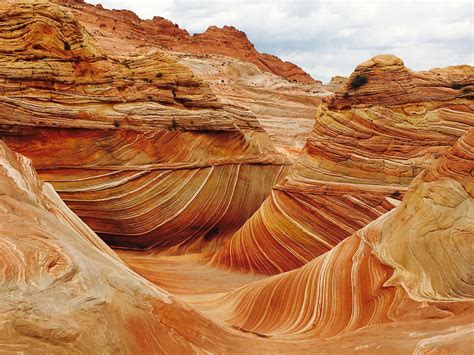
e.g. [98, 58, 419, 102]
[212, 55, 474, 274]
[0, 1, 289, 251]
[1, 2, 473, 353]
[7, 133, 471, 355]
[0, 141, 247, 353]
[111, 130, 473, 353]
[192, 130, 474, 349]
[177, 53, 326, 158]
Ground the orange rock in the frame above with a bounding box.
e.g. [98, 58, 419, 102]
[0, 1, 289, 251]
[53, 0, 316, 83]
[0, 140, 245, 352]
[212, 55, 474, 274]
[177, 53, 326, 158]
[193, 130, 474, 352]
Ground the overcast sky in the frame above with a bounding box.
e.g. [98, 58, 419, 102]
[87, 0, 473, 82]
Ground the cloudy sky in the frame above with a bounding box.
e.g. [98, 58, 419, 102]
[88, 0, 473, 82]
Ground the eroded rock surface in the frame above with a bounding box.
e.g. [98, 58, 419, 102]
[0, 1, 289, 252]
[212, 55, 474, 274]
[194, 130, 474, 352]
[0, 141, 250, 353]
[52, 0, 316, 83]
[1, 1, 473, 353]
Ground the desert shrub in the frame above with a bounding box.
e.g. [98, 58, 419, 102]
[343, 92, 350, 98]
[451, 83, 463, 90]
[63, 41, 71, 50]
[155, 72, 163, 78]
[350, 74, 368, 89]
[390, 190, 401, 198]
[170, 118, 177, 130]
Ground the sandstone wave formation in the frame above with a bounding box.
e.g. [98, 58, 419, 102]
[1, 0, 473, 353]
[2, 129, 472, 352]
[196, 129, 474, 351]
[0, 1, 289, 252]
[0, 140, 326, 353]
[0, 140, 230, 353]
[212, 55, 474, 274]
[50, 0, 329, 158]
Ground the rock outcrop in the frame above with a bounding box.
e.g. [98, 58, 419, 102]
[2, 1, 472, 353]
[45, 0, 326, 158]
[194, 129, 474, 352]
[52, 0, 316, 83]
[0, 1, 289, 252]
[177, 53, 325, 158]
[1, 139, 352, 354]
[212, 55, 474, 274]
[3, 125, 472, 353]
[324, 75, 347, 91]
[0, 141, 244, 353]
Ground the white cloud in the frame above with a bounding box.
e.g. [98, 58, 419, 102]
[87, 0, 473, 82]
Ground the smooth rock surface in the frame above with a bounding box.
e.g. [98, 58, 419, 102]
[0, 1, 289, 252]
[212, 55, 474, 274]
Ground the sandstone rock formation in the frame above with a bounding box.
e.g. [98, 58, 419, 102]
[53, 0, 315, 83]
[0, 140, 240, 353]
[0, 1, 289, 251]
[112, 130, 474, 354]
[1, 139, 347, 354]
[324, 75, 347, 91]
[193, 129, 474, 351]
[212, 55, 474, 274]
[2, 125, 472, 353]
[1, 1, 473, 353]
[43, 0, 326, 159]
[177, 53, 325, 158]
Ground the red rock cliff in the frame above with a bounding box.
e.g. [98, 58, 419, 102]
[53, 0, 316, 83]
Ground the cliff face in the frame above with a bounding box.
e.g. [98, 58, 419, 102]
[0, 1, 289, 252]
[212, 55, 474, 274]
[52, 0, 316, 83]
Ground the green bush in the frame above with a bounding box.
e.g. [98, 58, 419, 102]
[350, 74, 368, 89]
[63, 41, 71, 50]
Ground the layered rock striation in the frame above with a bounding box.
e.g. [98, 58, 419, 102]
[195, 129, 474, 352]
[0, 1, 289, 252]
[177, 53, 325, 158]
[0, 141, 239, 353]
[212, 55, 474, 274]
[53, 0, 315, 83]
[46, 0, 326, 158]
